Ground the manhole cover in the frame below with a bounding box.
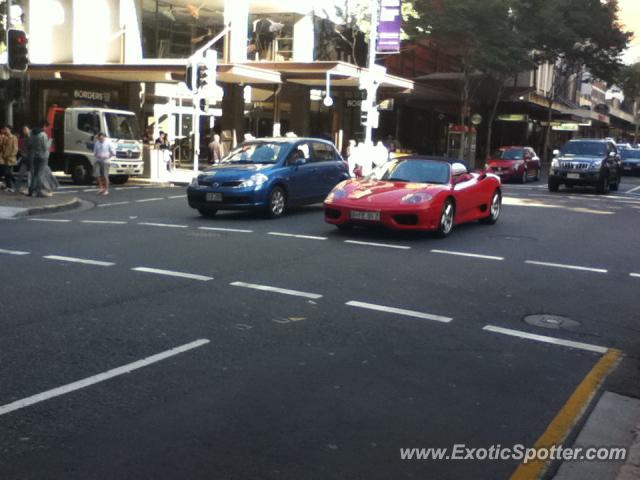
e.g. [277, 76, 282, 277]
[523, 314, 581, 331]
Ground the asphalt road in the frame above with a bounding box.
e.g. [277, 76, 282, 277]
[1, 175, 640, 480]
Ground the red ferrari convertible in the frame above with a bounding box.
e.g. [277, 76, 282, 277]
[324, 156, 502, 237]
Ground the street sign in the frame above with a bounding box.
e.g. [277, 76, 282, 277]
[377, 0, 402, 53]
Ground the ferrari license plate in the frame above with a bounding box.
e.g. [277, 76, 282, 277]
[567, 173, 580, 180]
[206, 192, 223, 202]
[350, 210, 380, 221]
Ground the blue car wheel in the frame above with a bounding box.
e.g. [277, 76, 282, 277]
[267, 186, 287, 218]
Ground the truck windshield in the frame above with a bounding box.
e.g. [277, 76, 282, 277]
[105, 113, 140, 141]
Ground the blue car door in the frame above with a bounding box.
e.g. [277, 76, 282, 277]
[310, 141, 341, 197]
[286, 142, 317, 203]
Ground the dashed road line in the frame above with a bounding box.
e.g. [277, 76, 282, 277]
[132, 267, 213, 281]
[483, 325, 608, 354]
[0, 248, 30, 256]
[136, 197, 164, 203]
[81, 220, 128, 225]
[43, 255, 115, 267]
[346, 301, 452, 323]
[138, 222, 189, 229]
[198, 226, 253, 233]
[115, 187, 141, 190]
[230, 281, 323, 299]
[626, 185, 640, 194]
[0, 339, 210, 417]
[28, 218, 72, 223]
[431, 249, 504, 261]
[167, 195, 184, 199]
[630, 273, 640, 279]
[98, 201, 130, 208]
[268, 232, 328, 241]
[82, 189, 100, 193]
[525, 260, 608, 274]
[344, 240, 411, 250]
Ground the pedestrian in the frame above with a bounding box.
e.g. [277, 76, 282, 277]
[16, 126, 32, 194]
[155, 131, 172, 171]
[0, 125, 18, 193]
[93, 132, 115, 196]
[26, 120, 52, 198]
[208, 133, 223, 164]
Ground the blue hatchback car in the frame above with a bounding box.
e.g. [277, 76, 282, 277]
[187, 138, 350, 218]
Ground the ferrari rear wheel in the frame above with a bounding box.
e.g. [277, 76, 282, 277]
[436, 199, 455, 238]
[481, 191, 501, 225]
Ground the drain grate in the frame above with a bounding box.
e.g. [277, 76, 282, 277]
[523, 314, 581, 331]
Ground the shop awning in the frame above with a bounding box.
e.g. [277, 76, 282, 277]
[27, 61, 282, 85]
[244, 61, 414, 90]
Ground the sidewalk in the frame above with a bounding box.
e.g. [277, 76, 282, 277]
[0, 190, 81, 219]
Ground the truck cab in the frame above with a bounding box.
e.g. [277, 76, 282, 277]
[47, 107, 144, 185]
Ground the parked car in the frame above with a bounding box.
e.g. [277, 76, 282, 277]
[324, 156, 502, 237]
[617, 143, 633, 151]
[187, 138, 349, 218]
[621, 148, 640, 176]
[548, 139, 621, 194]
[485, 146, 541, 183]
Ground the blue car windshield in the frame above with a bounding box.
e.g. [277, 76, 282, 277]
[621, 149, 640, 159]
[223, 143, 282, 164]
[381, 160, 450, 184]
[561, 142, 606, 157]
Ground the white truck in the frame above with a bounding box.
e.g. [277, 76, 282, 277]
[46, 106, 144, 185]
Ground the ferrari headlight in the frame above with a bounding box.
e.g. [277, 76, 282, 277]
[239, 173, 269, 189]
[326, 188, 347, 203]
[401, 192, 433, 205]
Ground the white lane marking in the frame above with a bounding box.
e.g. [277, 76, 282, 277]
[0, 339, 210, 417]
[0, 248, 30, 256]
[431, 249, 504, 261]
[43, 255, 115, 267]
[82, 189, 100, 193]
[268, 232, 328, 241]
[132, 267, 213, 281]
[167, 195, 184, 199]
[27, 218, 71, 223]
[346, 301, 452, 323]
[230, 281, 323, 299]
[198, 226, 253, 233]
[483, 325, 608, 354]
[81, 220, 128, 225]
[344, 240, 411, 250]
[136, 197, 164, 203]
[98, 201, 130, 208]
[626, 185, 640, 194]
[55, 190, 79, 194]
[115, 187, 141, 190]
[138, 222, 188, 229]
[525, 260, 607, 274]
[630, 273, 640, 279]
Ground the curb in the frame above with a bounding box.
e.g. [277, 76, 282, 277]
[14, 197, 83, 218]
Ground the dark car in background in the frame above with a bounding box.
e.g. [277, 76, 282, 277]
[485, 146, 541, 183]
[187, 138, 349, 218]
[548, 139, 621, 194]
[621, 148, 640, 176]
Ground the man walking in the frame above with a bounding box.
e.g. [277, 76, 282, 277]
[93, 132, 115, 196]
[26, 121, 52, 198]
[208, 133, 223, 164]
[0, 126, 18, 192]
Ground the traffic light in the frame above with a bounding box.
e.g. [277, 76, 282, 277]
[7, 29, 29, 72]
[360, 109, 368, 127]
[197, 65, 209, 90]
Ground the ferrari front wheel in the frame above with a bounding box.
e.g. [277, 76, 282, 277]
[481, 191, 501, 225]
[436, 199, 455, 238]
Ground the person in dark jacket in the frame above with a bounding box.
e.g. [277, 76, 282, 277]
[26, 121, 52, 197]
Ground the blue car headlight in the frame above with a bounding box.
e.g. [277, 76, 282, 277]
[239, 173, 269, 189]
[190, 176, 199, 187]
[401, 192, 433, 205]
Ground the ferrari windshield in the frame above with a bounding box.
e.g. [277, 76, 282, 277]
[380, 159, 450, 184]
[561, 142, 607, 157]
[223, 142, 283, 164]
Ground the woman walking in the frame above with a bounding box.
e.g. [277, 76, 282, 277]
[27, 120, 53, 198]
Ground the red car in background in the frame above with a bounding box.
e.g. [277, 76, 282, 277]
[324, 156, 502, 237]
[486, 146, 541, 183]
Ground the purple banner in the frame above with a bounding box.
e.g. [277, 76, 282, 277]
[377, 0, 402, 53]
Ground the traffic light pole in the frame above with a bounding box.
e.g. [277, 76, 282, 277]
[4, 0, 13, 124]
[364, 0, 379, 146]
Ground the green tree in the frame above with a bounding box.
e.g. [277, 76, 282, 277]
[518, 0, 631, 160]
[616, 63, 640, 142]
[408, 0, 532, 164]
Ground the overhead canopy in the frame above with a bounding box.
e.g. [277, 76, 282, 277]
[28, 61, 282, 85]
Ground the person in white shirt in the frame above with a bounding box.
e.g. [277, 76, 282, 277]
[93, 132, 116, 196]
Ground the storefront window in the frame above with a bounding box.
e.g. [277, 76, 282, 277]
[248, 13, 295, 61]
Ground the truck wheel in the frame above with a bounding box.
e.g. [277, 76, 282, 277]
[110, 175, 129, 185]
[71, 160, 93, 185]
